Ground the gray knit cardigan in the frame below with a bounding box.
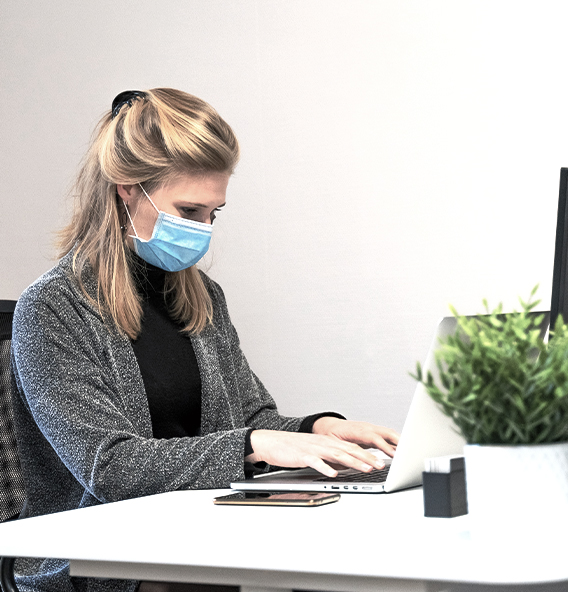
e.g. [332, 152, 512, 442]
[11, 251, 304, 592]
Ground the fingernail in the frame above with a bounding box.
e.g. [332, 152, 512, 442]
[362, 463, 373, 471]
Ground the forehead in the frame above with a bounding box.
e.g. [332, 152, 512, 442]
[156, 173, 230, 204]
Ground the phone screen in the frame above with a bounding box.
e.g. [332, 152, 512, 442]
[213, 491, 340, 506]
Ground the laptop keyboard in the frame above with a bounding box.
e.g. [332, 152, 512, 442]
[315, 465, 391, 483]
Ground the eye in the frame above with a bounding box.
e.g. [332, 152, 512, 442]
[178, 205, 223, 223]
[179, 207, 198, 219]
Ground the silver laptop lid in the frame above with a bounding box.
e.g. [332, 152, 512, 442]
[383, 316, 466, 491]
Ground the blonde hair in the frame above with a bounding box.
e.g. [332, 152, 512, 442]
[58, 88, 240, 339]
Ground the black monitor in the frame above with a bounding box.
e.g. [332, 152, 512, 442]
[550, 168, 568, 329]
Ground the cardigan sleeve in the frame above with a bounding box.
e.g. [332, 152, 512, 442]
[11, 276, 254, 504]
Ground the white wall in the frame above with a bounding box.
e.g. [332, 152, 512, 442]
[2, 1, 567, 431]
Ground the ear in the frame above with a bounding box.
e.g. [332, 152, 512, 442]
[116, 184, 139, 205]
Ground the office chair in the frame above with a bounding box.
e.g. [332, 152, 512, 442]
[0, 300, 26, 592]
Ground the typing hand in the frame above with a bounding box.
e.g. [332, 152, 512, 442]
[312, 417, 399, 458]
[246, 430, 388, 478]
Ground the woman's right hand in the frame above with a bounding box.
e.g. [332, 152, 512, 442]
[245, 430, 387, 478]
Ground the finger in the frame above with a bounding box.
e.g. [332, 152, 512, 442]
[333, 423, 400, 450]
[320, 432, 385, 472]
[312, 434, 385, 471]
[366, 434, 397, 458]
[354, 447, 386, 470]
[328, 462, 350, 470]
[306, 456, 338, 478]
[367, 427, 400, 448]
[327, 445, 384, 472]
[342, 441, 387, 470]
[338, 427, 395, 458]
[383, 429, 400, 446]
[370, 427, 400, 453]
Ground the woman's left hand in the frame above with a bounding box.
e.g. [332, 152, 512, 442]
[312, 417, 399, 458]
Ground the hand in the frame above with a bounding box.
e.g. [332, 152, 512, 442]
[312, 417, 399, 458]
[246, 430, 388, 478]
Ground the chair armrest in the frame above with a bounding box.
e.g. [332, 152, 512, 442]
[0, 556, 18, 592]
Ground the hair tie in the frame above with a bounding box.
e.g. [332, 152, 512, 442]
[111, 90, 147, 119]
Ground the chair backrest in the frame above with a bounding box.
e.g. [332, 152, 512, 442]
[0, 300, 26, 522]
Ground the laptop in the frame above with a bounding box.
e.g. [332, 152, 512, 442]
[231, 315, 470, 494]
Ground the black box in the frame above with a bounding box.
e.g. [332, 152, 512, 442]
[422, 469, 468, 518]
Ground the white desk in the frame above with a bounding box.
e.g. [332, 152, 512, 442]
[0, 487, 566, 592]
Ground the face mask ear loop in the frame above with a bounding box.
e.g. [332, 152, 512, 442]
[138, 183, 160, 214]
[122, 198, 139, 239]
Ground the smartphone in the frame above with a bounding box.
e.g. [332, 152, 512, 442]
[213, 491, 340, 507]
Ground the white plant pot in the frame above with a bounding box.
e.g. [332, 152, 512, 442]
[463, 441, 568, 535]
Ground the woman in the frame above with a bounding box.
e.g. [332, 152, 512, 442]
[11, 88, 399, 592]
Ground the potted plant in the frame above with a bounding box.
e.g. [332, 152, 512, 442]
[413, 286, 568, 531]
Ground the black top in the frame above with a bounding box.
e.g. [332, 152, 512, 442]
[130, 256, 202, 439]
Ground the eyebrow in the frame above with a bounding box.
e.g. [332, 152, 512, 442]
[182, 202, 226, 209]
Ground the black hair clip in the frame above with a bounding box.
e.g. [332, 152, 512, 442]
[111, 90, 147, 119]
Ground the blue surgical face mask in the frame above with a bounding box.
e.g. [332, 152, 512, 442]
[124, 184, 213, 272]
